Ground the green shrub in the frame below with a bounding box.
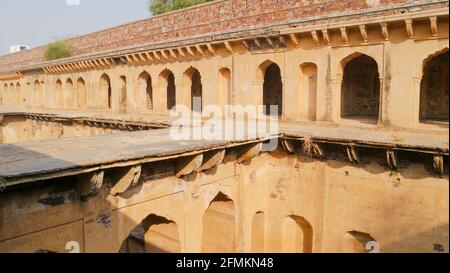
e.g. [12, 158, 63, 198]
[44, 40, 71, 61]
[148, 0, 213, 15]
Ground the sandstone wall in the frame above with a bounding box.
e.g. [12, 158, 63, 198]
[0, 149, 447, 253]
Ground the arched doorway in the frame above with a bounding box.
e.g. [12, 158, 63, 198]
[118, 76, 127, 113]
[183, 67, 203, 113]
[420, 50, 449, 124]
[159, 69, 176, 111]
[202, 192, 236, 253]
[9, 83, 14, 105]
[55, 80, 63, 108]
[77, 78, 86, 108]
[341, 54, 380, 123]
[65, 78, 74, 108]
[138, 71, 153, 111]
[218, 68, 231, 114]
[2, 83, 8, 105]
[281, 215, 313, 253]
[300, 63, 318, 121]
[100, 74, 112, 109]
[16, 83, 21, 105]
[120, 214, 180, 253]
[33, 80, 41, 107]
[260, 62, 283, 117]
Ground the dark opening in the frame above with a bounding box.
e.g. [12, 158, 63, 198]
[420, 50, 449, 123]
[167, 72, 176, 110]
[191, 69, 203, 113]
[341, 55, 380, 122]
[263, 63, 283, 117]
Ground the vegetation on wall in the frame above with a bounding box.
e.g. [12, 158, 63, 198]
[148, 0, 213, 15]
[44, 40, 71, 61]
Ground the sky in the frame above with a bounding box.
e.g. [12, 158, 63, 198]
[0, 0, 150, 56]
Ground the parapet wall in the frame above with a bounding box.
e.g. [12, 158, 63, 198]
[0, 0, 442, 69]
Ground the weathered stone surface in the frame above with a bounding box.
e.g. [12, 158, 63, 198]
[0, 0, 448, 254]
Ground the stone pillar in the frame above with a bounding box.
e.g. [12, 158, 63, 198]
[39, 82, 45, 109]
[252, 79, 264, 119]
[378, 76, 385, 125]
[201, 73, 214, 110]
[0, 115, 3, 144]
[177, 83, 191, 111]
[330, 78, 343, 122]
[411, 76, 422, 127]
[124, 82, 134, 114]
[155, 85, 168, 114]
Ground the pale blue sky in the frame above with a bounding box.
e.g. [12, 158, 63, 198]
[0, 0, 151, 56]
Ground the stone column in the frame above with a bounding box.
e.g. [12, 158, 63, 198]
[0, 115, 3, 144]
[177, 83, 191, 111]
[252, 79, 264, 119]
[125, 82, 134, 114]
[411, 76, 423, 127]
[156, 84, 168, 114]
[330, 78, 343, 122]
[378, 76, 385, 125]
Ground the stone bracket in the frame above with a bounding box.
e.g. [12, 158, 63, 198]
[340, 27, 349, 44]
[430, 16, 438, 37]
[359, 25, 368, 43]
[153, 51, 162, 61]
[224, 41, 234, 54]
[169, 49, 178, 59]
[206, 43, 216, 55]
[433, 155, 444, 176]
[322, 29, 330, 45]
[237, 143, 262, 164]
[289, 33, 299, 47]
[302, 141, 325, 160]
[160, 50, 170, 60]
[177, 48, 186, 58]
[145, 52, 154, 61]
[347, 145, 360, 165]
[311, 30, 320, 45]
[195, 45, 205, 56]
[242, 40, 252, 51]
[278, 35, 287, 48]
[176, 154, 204, 178]
[380, 22, 389, 41]
[282, 139, 296, 154]
[198, 150, 226, 172]
[405, 19, 414, 39]
[110, 165, 142, 196]
[266, 37, 275, 49]
[254, 38, 263, 49]
[312, 143, 325, 160]
[387, 150, 397, 170]
[76, 171, 104, 199]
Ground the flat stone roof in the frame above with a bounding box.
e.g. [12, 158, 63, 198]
[0, 128, 270, 185]
[280, 122, 449, 153]
[0, 106, 172, 127]
[1, 107, 448, 186]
